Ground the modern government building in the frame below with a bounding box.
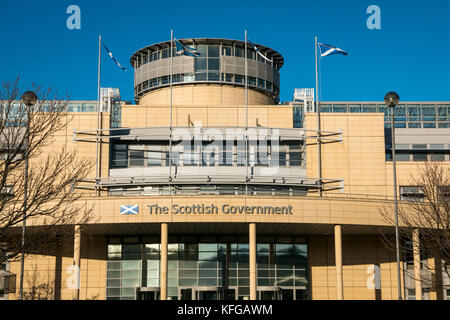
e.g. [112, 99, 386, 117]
[1, 37, 449, 300]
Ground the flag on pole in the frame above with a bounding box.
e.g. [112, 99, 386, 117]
[102, 44, 127, 71]
[174, 38, 201, 57]
[248, 40, 273, 63]
[318, 43, 348, 57]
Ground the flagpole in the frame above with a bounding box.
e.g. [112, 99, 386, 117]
[95, 34, 102, 196]
[315, 36, 322, 197]
[245, 30, 248, 196]
[169, 30, 173, 195]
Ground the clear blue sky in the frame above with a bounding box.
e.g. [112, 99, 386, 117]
[1, 0, 449, 103]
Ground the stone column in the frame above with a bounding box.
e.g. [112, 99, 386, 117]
[160, 223, 168, 300]
[334, 225, 343, 300]
[412, 228, 422, 300]
[72, 225, 81, 300]
[249, 223, 257, 300]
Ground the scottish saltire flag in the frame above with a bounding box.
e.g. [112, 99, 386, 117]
[174, 38, 201, 57]
[120, 205, 139, 215]
[102, 44, 127, 71]
[248, 40, 273, 63]
[318, 43, 348, 57]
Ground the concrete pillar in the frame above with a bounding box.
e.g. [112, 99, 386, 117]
[412, 229, 422, 300]
[160, 223, 168, 300]
[72, 225, 81, 300]
[249, 223, 257, 300]
[334, 225, 343, 300]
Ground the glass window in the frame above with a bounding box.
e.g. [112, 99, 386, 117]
[408, 105, 421, 121]
[173, 74, 181, 83]
[208, 58, 219, 70]
[222, 73, 233, 82]
[112, 144, 127, 167]
[161, 76, 169, 85]
[394, 105, 406, 121]
[333, 104, 347, 113]
[235, 74, 243, 83]
[208, 45, 220, 57]
[430, 144, 444, 149]
[208, 72, 220, 81]
[408, 123, 421, 128]
[430, 153, 445, 161]
[412, 152, 427, 161]
[197, 45, 207, 57]
[195, 73, 207, 81]
[147, 145, 163, 166]
[129, 147, 144, 167]
[288, 143, 302, 166]
[183, 73, 194, 82]
[235, 46, 244, 57]
[257, 78, 265, 88]
[396, 153, 410, 161]
[423, 123, 436, 128]
[422, 105, 436, 121]
[362, 104, 377, 113]
[162, 48, 169, 59]
[195, 58, 207, 71]
[438, 105, 449, 121]
[219, 142, 233, 166]
[222, 46, 232, 56]
[412, 144, 427, 149]
[248, 77, 256, 86]
[349, 104, 361, 113]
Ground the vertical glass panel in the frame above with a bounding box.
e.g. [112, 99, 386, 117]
[222, 46, 232, 56]
[349, 104, 361, 113]
[333, 104, 347, 112]
[362, 104, 377, 112]
[129, 147, 144, 167]
[207, 72, 220, 81]
[422, 105, 436, 121]
[196, 45, 207, 56]
[235, 46, 244, 57]
[183, 73, 194, 82]
[208, 45, 220, 57]
[195, 58, 207, 71]
[438, 105, 449, 121]
[207, 58, 220, 70]
[195, 73, 207, 81]
[147, 145, 162, 166]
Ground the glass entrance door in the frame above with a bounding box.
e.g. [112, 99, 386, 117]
[195, 286, 221, 300]
[257, 287, 281, 300]
[137, 287, 160, 300]
[179, 287, 194, 300]
[223, 288, 237, 300]
[178, 287, 222, 300]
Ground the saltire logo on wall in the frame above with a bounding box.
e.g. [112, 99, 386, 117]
[120, 205, 139, 215]
[174, 38, 201, 57]
[318, 43, 348, 57]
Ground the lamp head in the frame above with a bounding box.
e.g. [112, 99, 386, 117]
[21, 91, 37, 107]
[384, 92, 400, 108]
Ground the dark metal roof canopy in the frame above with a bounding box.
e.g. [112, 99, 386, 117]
[130, 38, 284, 69]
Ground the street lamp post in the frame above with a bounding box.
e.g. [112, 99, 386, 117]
[19, 90, 37, 300]
[384, 91, 402, 300]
